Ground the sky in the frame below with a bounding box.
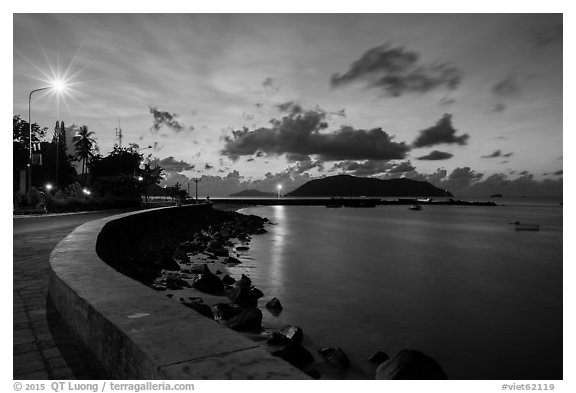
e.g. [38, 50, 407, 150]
[12, 13, 563, 196]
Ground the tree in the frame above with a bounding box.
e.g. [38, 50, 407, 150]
[13, 115, 47, 191]
[73, 125, 98, 185]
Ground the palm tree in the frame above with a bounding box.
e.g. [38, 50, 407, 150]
[73, 125, 97, 185]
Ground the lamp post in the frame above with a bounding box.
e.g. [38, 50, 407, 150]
[28, 87, 49, 194]
[27, 81, 67, 194]
[193, 177, 201, 202]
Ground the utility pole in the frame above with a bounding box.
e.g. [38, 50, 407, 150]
[115, 119, 122, 148]
[193, 177, 201, 201]
[54, 121, 60, 187]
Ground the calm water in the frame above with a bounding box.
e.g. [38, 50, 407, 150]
[233, 200, 563, 380]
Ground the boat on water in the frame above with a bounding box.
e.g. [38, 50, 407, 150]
[409, 204, 422, 211]
[509, 221, 540, 231]
[514, 224, 540, 231]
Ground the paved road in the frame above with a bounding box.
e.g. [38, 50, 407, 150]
[13, 209, 135, 380]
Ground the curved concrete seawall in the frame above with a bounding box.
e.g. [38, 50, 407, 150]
[48, 205, 308, 379]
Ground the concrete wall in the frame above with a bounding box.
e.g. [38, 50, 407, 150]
[48, 205, 308, 379]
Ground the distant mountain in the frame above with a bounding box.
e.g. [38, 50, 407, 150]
[230, 189, 277, 197]
[286, 175, 453, 197]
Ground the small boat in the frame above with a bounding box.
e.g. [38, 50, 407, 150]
[409, 204, 422, 211]
[509, 221, 540, 231]
[514, 224, 540, 231]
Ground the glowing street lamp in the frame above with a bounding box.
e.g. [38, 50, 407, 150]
[45, 183, 53, 191]
[277, 184, 282, 199]
[27, 80, 67, 194]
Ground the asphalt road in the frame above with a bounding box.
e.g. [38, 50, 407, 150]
[13, 208, 136, 379]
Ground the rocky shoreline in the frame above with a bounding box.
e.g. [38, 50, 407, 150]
[122, 204, 448, 380]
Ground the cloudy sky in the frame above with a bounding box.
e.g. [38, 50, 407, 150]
[13, 13, 563, 196]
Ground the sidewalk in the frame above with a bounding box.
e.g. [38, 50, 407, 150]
[13, 217, 109, 380]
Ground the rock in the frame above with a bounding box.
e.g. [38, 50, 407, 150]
[166, 293, 173, 298]
[224, 256, 242, 265]
[265, 297, 283, 312]
[305, 369, 321, 379]
[267, 332, 292, 346]
[221, 275, 236, 285]
[151, 283, 167, 291]
[224, 308, 263, 331]
[237, 274, 252, 288]
[182, 300, 214, 319]
[235, 245, 249, 251]
[368, 351, 389, 364]
[226, 284, 258, 308]
[278, 325, 303, 343]
[319, 347, 350, 369]
[215, 270, 222, 275]
[375, 349, 447, 380]
[191, 265, 224, 294]
[212, 303, 243, 321]
[165, 276, 190, 290]
[250, 287, 264, 299]
[272, 344, 314, 369]
[211, 248, 229, 257]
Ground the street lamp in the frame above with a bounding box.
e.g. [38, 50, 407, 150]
[27, 80, 67, 194]
[277, 184, 282, 199]
[45, 183, 53, 191]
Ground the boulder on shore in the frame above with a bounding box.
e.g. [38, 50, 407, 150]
[221, 275, 236, 286]
[265, 297, 283, 311]
[375, 349, 447, 380]
[225, 284, 258, 308]
[224, 307, 262, 331]
[191, 265, 224, 294]
[278, 325, 303, 344]
[212, 303, 243, 321]
[319, 347, 350, 369]
[368, 351, 389, 364]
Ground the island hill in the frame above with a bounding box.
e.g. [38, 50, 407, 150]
[286, 175, 453, 197]
[230, 189, 277, 197]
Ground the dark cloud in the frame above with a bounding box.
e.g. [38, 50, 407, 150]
[286, 153, 311, 162]
[151, 156, 195, 172]
[333, 160, 415, 177]
[287, 155, 324, 174]
[387, 160, 416, 174]
[553, 170, 563, 176]
[333, 160, 393, 176]
[222, 107, 410, 161]
[331, 43, 462, 97]
[276, 101, 303, 114]
[412, 114, 468, 148]
[332, 108, 346, 117]
[204, 163, 213, 170]
[492, 77, 520, 97]
[416, 150, 453, 160]
[481, 150, 514, 158]
[255, 102, 263, 108]
[262, 77, 280, 95]
[149, 106, 190, 133]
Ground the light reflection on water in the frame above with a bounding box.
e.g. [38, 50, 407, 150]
[236, 204, 562, 380]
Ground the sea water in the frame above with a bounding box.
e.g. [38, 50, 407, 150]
[232, 199, 562, 379]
